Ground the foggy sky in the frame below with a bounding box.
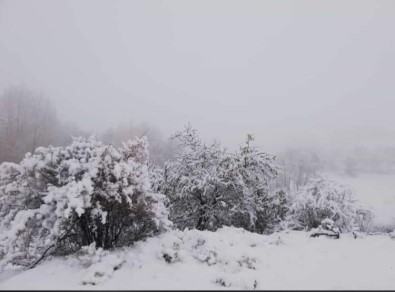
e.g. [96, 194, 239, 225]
[1, 0, 395, 152]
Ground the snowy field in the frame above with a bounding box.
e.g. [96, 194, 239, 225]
[1, 227, 395, 290]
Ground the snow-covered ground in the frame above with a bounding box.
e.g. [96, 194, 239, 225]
[1, 227, 395, 290]
[323, 172, 395, 227]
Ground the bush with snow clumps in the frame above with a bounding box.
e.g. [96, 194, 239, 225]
[0, 136, 171, 268]
[288, 177, 365, 232]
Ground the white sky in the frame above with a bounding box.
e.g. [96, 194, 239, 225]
[1, 0, 394, 151]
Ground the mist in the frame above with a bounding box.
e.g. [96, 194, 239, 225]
[2, 2, 395, 288]
[1, 0, 395, 153]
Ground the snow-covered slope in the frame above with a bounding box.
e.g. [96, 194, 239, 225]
[1, 227, 395, 290]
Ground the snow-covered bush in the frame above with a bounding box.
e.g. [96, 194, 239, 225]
[222, 134, 280, 233]
[0, 162, 26, 231]
[0, 136, 170, 268]
[252, 188, 289, 233]
[162, 125, 280, 233]
[288, 177, 360, 232]
[162, 125, 226, 231]
[353, 208, 374, 233]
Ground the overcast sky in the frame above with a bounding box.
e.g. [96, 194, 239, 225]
[0, 0, 394, 151]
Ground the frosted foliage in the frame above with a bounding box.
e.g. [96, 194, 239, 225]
[163, 125, 225, 231]
[148, 163, 164, 194]
[226, 134, 281, 233]
[289, 177, 361, 231]
[163, 126, 279, 233]
[0, 136, 169, 268]
[0, 163, 25, 231]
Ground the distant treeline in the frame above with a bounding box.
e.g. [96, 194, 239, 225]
[0, 85, 173, 166]
[1, 85, 394, 176]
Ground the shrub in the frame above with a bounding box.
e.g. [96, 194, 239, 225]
[162, 125, 280, 233]
[0, 137, 170, 268]
[288, 177, 360, 232]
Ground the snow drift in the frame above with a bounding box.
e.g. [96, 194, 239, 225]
[1, 227, 395, 290]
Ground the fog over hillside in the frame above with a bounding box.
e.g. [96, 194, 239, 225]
[1, 1, 395, 290]
[1, 0, 395, 149]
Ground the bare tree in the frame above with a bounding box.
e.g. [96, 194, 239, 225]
[0, 86, 57, 162]
[0, 85, 86, 163]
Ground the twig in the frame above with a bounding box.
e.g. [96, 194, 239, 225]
[27, 244, 55, 270]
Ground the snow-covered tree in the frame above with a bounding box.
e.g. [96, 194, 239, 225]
[0, 136, 170, 268]
[223, 134, 280, 233]
[163, 125, 226, 231]
[162, 126, 280, 233]
[288, 177, 360, 232]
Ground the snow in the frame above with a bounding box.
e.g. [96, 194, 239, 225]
[0, 136, 170, 268]
[323, 172, 395, 227]
[164, 125, 280, 232]
[1, 227, 395, 290]
[288, 177, 360, 232]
